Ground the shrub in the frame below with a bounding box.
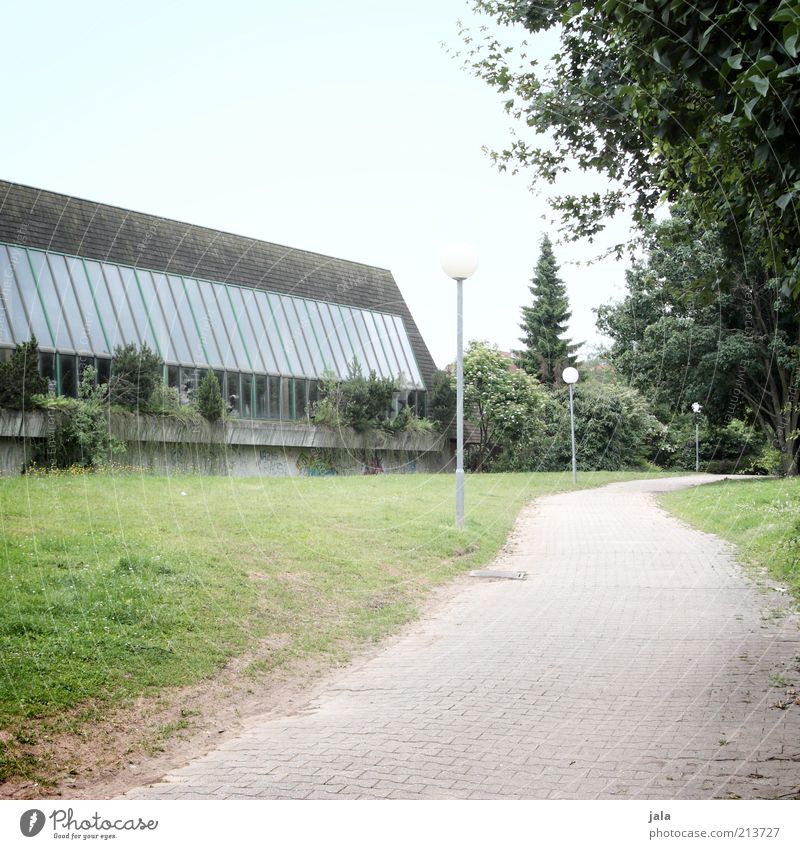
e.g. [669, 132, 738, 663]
[388, 406, 435, 435]
[148, 382, 182, 414]
[428, 369, 456, 432]
[740, 444, 783, 476]
[652, 416, 770, 472]
[109, 343, 163, 410]
[33, 366, 125, 469]
[519, 380, 659, 472]
[311, 396, 343, 428]
[462, 341, 545, 470]
[196, 370, 224, 422]
[317, 362, 397, 433]
[0, 337, 48, 409]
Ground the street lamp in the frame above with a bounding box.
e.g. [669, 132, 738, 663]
[441, 243, 479, 529]
[691, 402, 702, 472]
[562, 366, 579, 484]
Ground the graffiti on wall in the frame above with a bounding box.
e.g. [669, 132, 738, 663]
[397, 457, 417, 474]
[296, 448, 338, 476]
[362, 453, 384, 475]
[259, 449, 292, 476]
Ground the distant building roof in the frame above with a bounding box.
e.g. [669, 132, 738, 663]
[0, 180, 436, 388]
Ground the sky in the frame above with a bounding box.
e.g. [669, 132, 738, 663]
[1, 0, 632, 370]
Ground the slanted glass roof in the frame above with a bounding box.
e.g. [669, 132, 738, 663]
[0, 242, 424, 389]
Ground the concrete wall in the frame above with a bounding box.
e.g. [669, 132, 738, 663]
[0, 410, 451, 477]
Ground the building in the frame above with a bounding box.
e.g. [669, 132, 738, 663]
[0, 181, 445, 475]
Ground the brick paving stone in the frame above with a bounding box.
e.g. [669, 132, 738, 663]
[127, 476, 800, 800]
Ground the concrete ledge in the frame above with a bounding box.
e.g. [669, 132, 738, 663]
[0, 409, 451, 476]
[0, 409, 445, 452]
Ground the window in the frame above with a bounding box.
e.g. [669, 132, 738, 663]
[28, 251, 73, 352]
[182, 277, 224, 369]
[47, 254, 89, 353]
[38, 351, 56, 390]
[226, 372, 242, 417]
[59, 354, 77, 398]
[280, 377, 291, 420]
[251, 290, 287, 374]
[8, 247, 52, 347]
[255, 374, 269, 419]
[179, 367, 199, 404]
[268, 375, 280, 419]
[307, 379, 319, 416]
[296, 379, 308, 419]
[299, 300, 329, 375]
[66, 257, 110, 355]
[317, 302, 348, 376]
[0, 247, 23, 345]
[103, 264, 143, 348]
[84, 260, 121, 351]
[240, 373, 254, 418]
[167, 364, 180, 389]
[96, 358, 111, 386]
[216, 286, 250, 370]
[133, 269, 166, 357]
[168, 275, 205, 365]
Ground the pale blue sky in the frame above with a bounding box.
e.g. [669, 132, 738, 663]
[2, 0, 630, 367]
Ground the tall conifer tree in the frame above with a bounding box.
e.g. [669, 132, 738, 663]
[517, 235, 577, 385]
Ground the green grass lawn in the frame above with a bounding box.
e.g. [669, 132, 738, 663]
[0, 468, 673, 785]
[661, 477, 800, 599]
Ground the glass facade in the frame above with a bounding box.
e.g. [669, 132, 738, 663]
[0, 241, 427, 417]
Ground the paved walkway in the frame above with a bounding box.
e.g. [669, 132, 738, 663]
[128, 476, 800, 799]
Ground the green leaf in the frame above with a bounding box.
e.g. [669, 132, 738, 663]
[784, 28, 799, 58]
[776, 192, 794, 210]
[743, 97, 760, 120]
[726, 53, 743, 70]
[771, 3, 800, 25]
[754, 143, 771, 167]
[750, 74, 770, 97]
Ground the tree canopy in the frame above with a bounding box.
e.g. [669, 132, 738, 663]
[596, 207, 799, 474]
[466, 0, 800, 299]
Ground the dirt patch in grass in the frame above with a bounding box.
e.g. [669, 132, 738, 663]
[0, 574, 473, 800]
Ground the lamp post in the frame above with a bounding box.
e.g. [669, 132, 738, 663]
[441, 243, 478, 529]
[562, 366, 579, 484]
[691, 402, 702, 472]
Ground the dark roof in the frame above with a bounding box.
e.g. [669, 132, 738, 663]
[0, 179, 436, 388]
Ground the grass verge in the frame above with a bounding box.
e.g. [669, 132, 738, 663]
[0, 469, 671, 786]
[660, 477, 800, 600]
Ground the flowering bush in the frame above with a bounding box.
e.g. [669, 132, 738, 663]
[463, 341, 545, 470]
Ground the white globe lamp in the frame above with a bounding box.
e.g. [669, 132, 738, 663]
[562, 366, 579, 385]
[440, 243, 479, 281]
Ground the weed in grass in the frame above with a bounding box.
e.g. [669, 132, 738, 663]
[0, 742, 44, 784]
[158, 719, 190, 739]
[14, 728, 37, 746]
